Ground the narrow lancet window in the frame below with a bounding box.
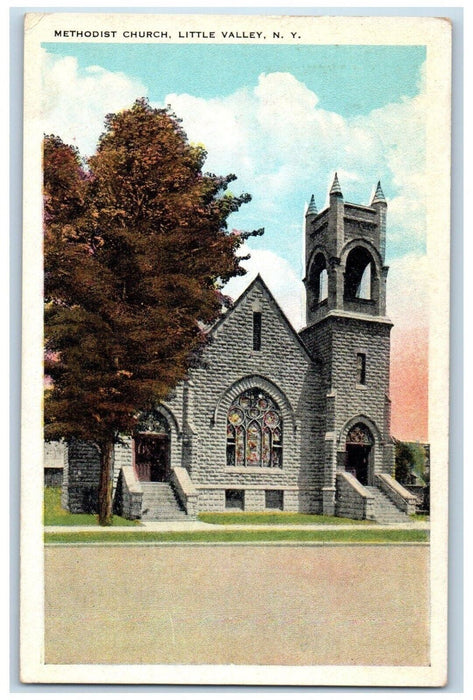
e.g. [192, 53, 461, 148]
[357, 353, 366, 385]
[253, 312, 262, 351]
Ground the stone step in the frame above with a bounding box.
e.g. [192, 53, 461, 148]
[139, 481, 195, 521]
[364, 486, 410, 524]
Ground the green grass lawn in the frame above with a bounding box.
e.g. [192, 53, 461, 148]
[44, 487, 140, 527]
[198, 511, 369, 526]
[44, 528, 429, 545]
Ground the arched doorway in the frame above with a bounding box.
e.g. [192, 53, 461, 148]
[134, 410, 171, 482]
[345, 423, 374, 485]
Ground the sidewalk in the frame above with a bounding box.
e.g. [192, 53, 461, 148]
[44, 519, 430, 533]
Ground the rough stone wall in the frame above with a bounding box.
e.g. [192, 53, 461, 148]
[60, 444, 69, 510]
[44, 441, 65, 488]
[335, 472, 374, 520]
[197, 488, 226, 512]
[301, 314, 393, 482]
[44, 441, 66, 469]
[163, 279, 323, 512]
[63, 441, 102, 513]
[196, 486, 321, 513]
[44, 469, 63, 487]
[113, 438, 133, 485]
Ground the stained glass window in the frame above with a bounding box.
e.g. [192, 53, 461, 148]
[346, 423, 373, 446]
[226, 389, 283, 468]
[136, 410, 170, 435]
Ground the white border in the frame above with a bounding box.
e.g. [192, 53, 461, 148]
[21, 11, 452, 687]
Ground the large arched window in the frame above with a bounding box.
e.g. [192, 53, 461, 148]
[226, 389, 283, 468]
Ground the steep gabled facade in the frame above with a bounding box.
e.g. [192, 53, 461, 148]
[60, 175, 417, 522]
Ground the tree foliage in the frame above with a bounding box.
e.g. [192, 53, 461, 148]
[393, 438, 427, 485]
[44, 98, 262, 524]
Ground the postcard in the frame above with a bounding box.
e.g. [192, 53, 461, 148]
[21, 12, 451, 686]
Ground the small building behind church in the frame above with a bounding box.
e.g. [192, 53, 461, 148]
[57, 174, 418, 523]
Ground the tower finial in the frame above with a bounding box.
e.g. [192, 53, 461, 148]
[330, 172, 343, 197]
[371, 180, 386, 205]
[306, 194, 318, 216]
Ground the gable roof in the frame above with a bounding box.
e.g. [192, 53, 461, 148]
[210, 274, 314, 361]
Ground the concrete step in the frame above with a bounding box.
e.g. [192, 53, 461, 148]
[364, 486, 410, 524]
[139, 481, 195, 521]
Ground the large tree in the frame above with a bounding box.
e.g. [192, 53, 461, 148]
[44, 98, 262, 525]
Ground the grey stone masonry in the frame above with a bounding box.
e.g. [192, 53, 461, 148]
[302, 177, 395, 505]
[163, 275, 324, 511]
[301, 313, 393, 482]
[364, 486, 411, 524]
[336, 472, 375, 521]
[63, 441, 102, 513]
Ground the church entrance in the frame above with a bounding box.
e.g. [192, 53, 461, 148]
[134, 434, 170, 482]
[133, 410, 171, 482]
[345, 423, 374, 486]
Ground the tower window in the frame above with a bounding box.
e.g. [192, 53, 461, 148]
[356, 353, 366, 385]
[253, 312, 262, 351]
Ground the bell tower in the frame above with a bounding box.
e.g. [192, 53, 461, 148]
[300, 174, 395, 515]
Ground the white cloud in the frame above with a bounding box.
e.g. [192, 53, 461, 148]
[40, 49, 147, 157]
[387, 252, 429, 331]
[160, 67, 427, 255]
[223, 244, 306, 331]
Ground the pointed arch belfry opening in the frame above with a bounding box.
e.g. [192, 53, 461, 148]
[344, 246, 376, 301]
[307, 251, 329, 308]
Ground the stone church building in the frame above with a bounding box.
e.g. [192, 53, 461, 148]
[60, 174, 417, 522]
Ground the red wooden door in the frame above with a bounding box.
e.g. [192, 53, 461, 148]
[135, 434, 170, 482]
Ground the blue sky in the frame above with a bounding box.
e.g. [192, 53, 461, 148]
[44, 43, 425, 118]
[40, 41, 427, 331]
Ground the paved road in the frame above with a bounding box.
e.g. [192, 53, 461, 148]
[44, 544, 430, 667]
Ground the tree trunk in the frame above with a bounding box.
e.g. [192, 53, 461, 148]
[98, 439, 115, 526]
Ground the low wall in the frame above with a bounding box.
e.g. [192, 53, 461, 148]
[170, 468, 198, 517]
[335, 472, 375, 520]
[63, 441, 101, 513]
[117, 463, 143, 520]
[375, 473, 417, 515]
